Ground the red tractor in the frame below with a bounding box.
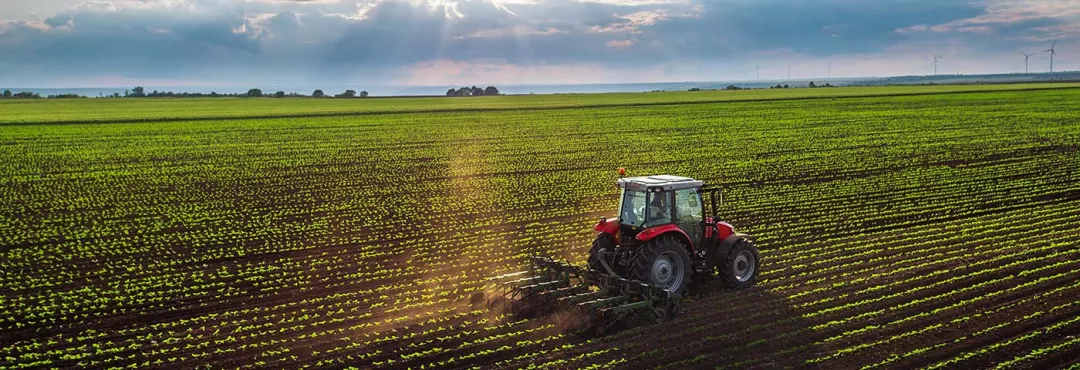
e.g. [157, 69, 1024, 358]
[495, 173, 760, 335]
[589, 174, 760, 296]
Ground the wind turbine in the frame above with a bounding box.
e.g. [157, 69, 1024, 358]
[827, 63, 832, 80]
[1022, 51, 1034, 74]
[1045, 40, 1058, 73]
[931, 56, 942, 76]
[787, 65, 791, 80]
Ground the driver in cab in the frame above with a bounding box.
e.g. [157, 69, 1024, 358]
[648, 194, 670, 223]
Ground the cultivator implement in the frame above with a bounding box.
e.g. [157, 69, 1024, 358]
[491, 256, 681, 337]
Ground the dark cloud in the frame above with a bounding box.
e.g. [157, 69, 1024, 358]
[698, 0, 984, 54]
[0, 0, 1076, 86]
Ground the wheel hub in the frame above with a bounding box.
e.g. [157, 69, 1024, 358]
[651, 251, 684, 291]
[733, 250, 756, 282]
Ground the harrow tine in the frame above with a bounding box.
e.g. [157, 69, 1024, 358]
[561, 290, 609, 305]
[562, 301, 605, 336]
[518, 279, 570, 292]
[505, 274, 558, 288]
[539, 285, 590, 300]
[607, 300, 652, 315]
[579, 295, 629, 309]
[592, 307, 632, 337]
[489, 270, 530, 281]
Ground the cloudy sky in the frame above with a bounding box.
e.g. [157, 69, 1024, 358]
[0, 0, 1077, 87]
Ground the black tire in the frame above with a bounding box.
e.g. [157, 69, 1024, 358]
[629, 235, 692, 296]
[587, 234, 617, 273]
[719, 238, 761, 289]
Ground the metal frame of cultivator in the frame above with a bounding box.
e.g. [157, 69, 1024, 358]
[492, 256, 682, 336]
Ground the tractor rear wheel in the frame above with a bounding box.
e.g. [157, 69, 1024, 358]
[587, 234, 617, 273]
[719, 238, 760, 289]
[629, 236, 692, 296]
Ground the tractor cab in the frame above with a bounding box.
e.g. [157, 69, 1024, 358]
[616, 175, 705, 243]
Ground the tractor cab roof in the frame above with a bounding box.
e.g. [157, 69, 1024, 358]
[617, 175, 705, 192]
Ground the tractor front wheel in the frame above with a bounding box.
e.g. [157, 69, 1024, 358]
[630, 236, 692, 296]
[719, 238, 760, 289]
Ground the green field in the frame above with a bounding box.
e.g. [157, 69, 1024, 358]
[3, 83, 1080, 124]
[2, 85, 1080, 369]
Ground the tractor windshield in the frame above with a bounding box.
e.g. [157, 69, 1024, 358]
[619, 189, 672, 227]
[619, 189, 647, 226]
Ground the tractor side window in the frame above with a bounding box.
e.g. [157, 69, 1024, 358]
[645, 191, 673, 227]
[620, 190, 647, 226]
[675, 189, 703, 223]
[675, 188, 704, 243]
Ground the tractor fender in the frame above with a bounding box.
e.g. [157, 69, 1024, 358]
[635, 224, 695, 254]
[705, 219, 735, 240]
[716, 222, 735, 240]
[712, 233, 751, 260]
[594, 217, 620, 236]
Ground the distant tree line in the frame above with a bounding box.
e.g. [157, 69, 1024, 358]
[124, 87, 371, 98]
[1, 87, 370, 99]
[0, 90, 86, 99]
[3, 86, 503, 99]
[0, 86, 373, 99]
[446, 86, 500, 96]
[681, 85, 744, 91]
[678, 81, 837, 92]
[1, 90, 46, 99]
